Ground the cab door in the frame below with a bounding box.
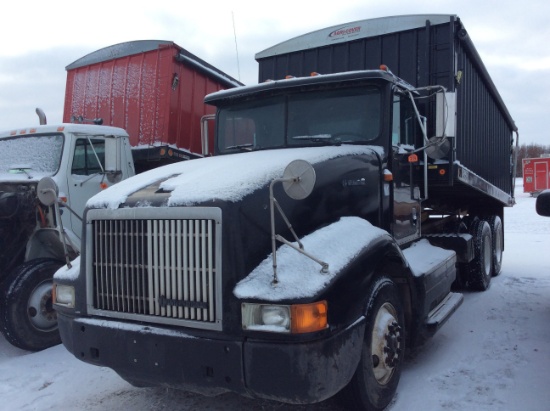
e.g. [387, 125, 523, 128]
[391, 93, 421, 245]
[66, 137, 106, 239]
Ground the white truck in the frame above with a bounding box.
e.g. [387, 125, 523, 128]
[0, 121, 134, 351]
[0, 39, 240, 351]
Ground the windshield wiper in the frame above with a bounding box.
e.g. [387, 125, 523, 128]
[292, 134, 332, 141]
[291, 134, 343, 145]
[225, 143, 254, 151]
[8, 166, 33, 179]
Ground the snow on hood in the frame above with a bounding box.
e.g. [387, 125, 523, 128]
[233, 216, 389, 301]
[87, 145, 382, 209]
[0, 172, 52, 183]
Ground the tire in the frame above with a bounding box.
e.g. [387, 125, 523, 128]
[487, 215, 503, 276]
[0, 258, 64, 351]
[341, 277, 404, 410]
[467, 220, 493, 291]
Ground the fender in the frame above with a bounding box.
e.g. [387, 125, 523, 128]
[235, 217, 417, 331]
[318, 227, 420, 345]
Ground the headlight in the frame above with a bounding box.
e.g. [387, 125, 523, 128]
[53, 284, 75, 307]
[242, 301, 327, 334]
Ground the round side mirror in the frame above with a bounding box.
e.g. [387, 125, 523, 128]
[425, 136, 451, 160]
[282, 160, 316, 200]
[37, 177, 59, 206]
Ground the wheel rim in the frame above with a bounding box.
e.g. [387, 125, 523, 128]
[494, 225, 503, 266]
[370, 302, 402, 385]
[27, 280, 57, 332]
[483, 232, 492, 276]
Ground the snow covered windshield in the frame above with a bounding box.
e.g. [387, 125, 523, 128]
[217, 86, 381, 153]
[0, 134, 64, 176]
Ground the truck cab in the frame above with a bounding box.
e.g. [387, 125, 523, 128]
[53, 70, 465, 409]
[0, 123, 134, 351]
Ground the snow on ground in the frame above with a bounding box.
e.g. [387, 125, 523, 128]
[1, 179, 549, 411]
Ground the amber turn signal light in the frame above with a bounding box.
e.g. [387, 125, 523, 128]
[291, 301, 328, 333]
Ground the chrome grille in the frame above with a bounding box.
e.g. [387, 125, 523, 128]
[86, 207, 222, 330]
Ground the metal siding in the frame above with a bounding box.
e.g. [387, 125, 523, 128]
[289, 52, 305, 76]
[276, 55, 290, 79]
[64, 41, 237, 156]
[349, 41, 366, 71]
[364, 38, 382, 70]
[332, 43, 349, 73]
[430, 23, 454, 90]
[256, 17, 514, 195]
[318, 47, 333, 73]
[171, 63, 224, 154]
[417, 28, 430, 87]
[397, 31, 418, 86]
[304, 49, 319, 75]
[123, 53, 143, 143]
[97, 61, 115, 126]
[259, 58, 275, 81]
[139, 49, 163, 146]
[381, 34, 399, 74]
[155, 47, 173, 146]
[173, 64, 194, 151]
[111, 60, 129, 136]
[455, 41, 513, 194]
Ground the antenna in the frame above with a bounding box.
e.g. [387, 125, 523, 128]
[232, 11, 241, 82]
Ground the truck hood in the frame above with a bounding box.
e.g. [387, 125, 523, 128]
[87, 146, 384, 209]
[0, 171, 53, 184]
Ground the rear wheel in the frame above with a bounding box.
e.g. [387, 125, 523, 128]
[467, 220, 493, 291]
[487, 215, 503, 276]
[341, 277, 404, 410]
[0, 258, 64, 351]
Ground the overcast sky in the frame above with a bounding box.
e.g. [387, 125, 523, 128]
[1, 0, 549, 146]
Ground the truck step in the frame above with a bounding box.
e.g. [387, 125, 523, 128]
[425, 292, 464, 332]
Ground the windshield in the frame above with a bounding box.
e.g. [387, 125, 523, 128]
[0, 134, 64, 176]
[217, 86, 381, 153]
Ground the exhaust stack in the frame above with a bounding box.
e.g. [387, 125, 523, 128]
[35, 108, 47, 125]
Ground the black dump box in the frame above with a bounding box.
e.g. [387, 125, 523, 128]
[256, 15, 517, 205]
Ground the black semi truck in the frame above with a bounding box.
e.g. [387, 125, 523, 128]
[53, 15, 517, 410]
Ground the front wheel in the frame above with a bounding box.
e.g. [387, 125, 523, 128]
[341, 277, 404, 410]
[0, 258, 64, 351]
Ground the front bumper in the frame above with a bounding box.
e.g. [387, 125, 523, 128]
[58, 313, 365, 404]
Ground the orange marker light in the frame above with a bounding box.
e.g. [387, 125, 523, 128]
[408, 154, 419, 163]
[439, 169, 446, 176]
[291, 301, 328, 334]
[100, 182, 108, 190]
